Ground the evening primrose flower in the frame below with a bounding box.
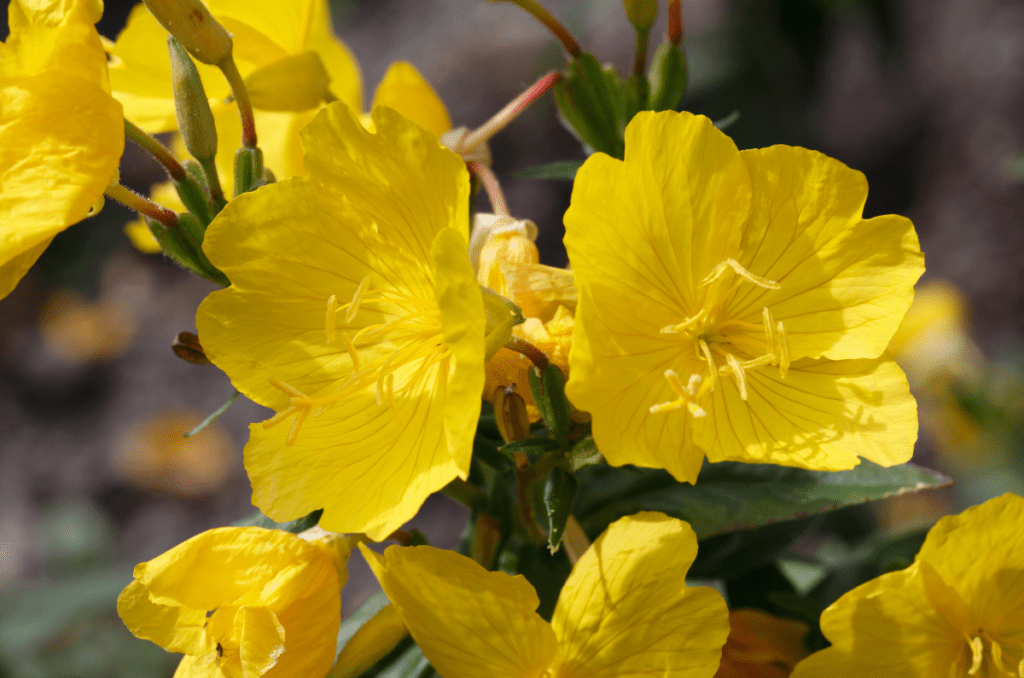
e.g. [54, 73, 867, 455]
[118, 526, 349, 678]
[474, 214, 578, 421]
[791, 493, 1024, 678]
[362, 511, 730, 678]
[564, 110, 923, 482]
[195, 103, 484, 541]
[0, 0, 124, 299]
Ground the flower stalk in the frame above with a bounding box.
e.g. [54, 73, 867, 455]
[123, 119, 186, 181]
[104, 183, 177, 227]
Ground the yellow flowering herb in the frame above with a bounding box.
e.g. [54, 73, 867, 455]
[0, 0, 124, 300]
[195, 104, 485, 541]
[362, 511, 730, 678]
[791, 493, 1024, 678]
[563, 110, 924, 481]
[118, 526, 348, 678]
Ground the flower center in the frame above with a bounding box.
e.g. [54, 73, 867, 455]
[960, 631, 1024, 677]
[650, 259, 789, 416]
[263, 275, 450, 445]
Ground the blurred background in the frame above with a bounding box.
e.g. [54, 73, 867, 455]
[2, 0, 1024, 675]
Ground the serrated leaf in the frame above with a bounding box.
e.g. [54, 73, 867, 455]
[575, 460, 951, 540]
[232, 508, 323, 533]
[511, 160, 583, 180]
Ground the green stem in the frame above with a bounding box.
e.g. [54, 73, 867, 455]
[199, 156, 225, 206]
[442, 478, 488, 510]
[124, 119, 186, 181]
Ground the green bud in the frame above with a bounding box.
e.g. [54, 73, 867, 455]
[623, 0, 657, 29]
[173, 170, 212, 225]
[233, 146, 264, 196]
[168, 37, 218, 162]
[554, 53, 626, 158]
[143, 0, 232, 66]
[648, 42, 688, 111]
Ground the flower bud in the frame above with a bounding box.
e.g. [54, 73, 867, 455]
[168, 37, 217, 162]
[648, 41, 688, 112]
[493, 385, 530, 444]
[142, 0, 232, 66]
[622, 0, 658, 30]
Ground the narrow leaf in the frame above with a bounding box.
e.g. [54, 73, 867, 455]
[511, 160, 583, 180]
[184, 389, 241, 437]
[543, 467, 578, 554]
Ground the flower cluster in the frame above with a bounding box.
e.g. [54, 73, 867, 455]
[2, 0, 1018, 677]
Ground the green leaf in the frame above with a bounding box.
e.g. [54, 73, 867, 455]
[185, 389, 241, 437]
[543, 467, 578, 554]
[232, 508, 323, 533]
[511, 160, 583, 180]
[575, 460, 952, 540]
[527, 365, 572, 449]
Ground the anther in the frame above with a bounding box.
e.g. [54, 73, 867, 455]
[969, 637, 984, 676]
[763, 307, 776, 361]
[660, 309, 706, 334]
[776, 321, 790, 378]
[649, 370, 706, 417]
[340, 332, 360, 373]
[325, 295, 338, 344]
[724, 353, 748, 400]
[699, 340, 717, 389]
[346, 275, 372, 324]
[700, 258, 780, 290]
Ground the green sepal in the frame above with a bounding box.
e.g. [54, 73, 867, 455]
[173, 171, 212, 225]
[554, 53, 626, 158]
[542, 467, 577, 554]
[648, 42, 688, 112]
[527, 365, 572, 449]
[234, 146, 265, 196]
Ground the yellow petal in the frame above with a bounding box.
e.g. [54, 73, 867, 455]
[238, 606, 285, 678]
[372, 61, 451, 137]
[729, 146, 924, 361]
[117, 580, 207, 655]
[697, 357, 917, 471]
[432, 227, 487, 466]
[791, 564, 961, 678]
[916, 493, 1024, 635]
[334, 604, 408, 678]
[361, 544, 558, 678]
[552, 512, 730, 678]
[245, 51, 330, 111]
[0, 0, 123, 300]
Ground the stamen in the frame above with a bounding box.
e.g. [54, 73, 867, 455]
[269, 377, 306, 399]
[649, 370, 706, 417]
[325, 295, 338, 344]
[763, 307, 776, 361]
[340, 332, 360, 372]
[969, 637, 984, 675]
[660, 309, 706, 334]
[776, 321, 790, 378]
[700, 258, 780, 290]
[345, 275, 372, 324]
[376, 351, 399, 406]
[724, 353, 748, 400]
[385, 372, 403, 424]
[287, 408, 308, 446]
[699, 340, 717, 389]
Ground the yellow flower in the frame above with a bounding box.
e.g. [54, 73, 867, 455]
[0, 0, 124, 299]
[715, 609, 809, 678]
[110, 0, 449, 183]
[473, 214, 578, 421]
[362, 511, 730, 678]
[791, 493, 1024, 678]
[118, 526, 349, 678]
[563, 110, 924, 482]
[195, 103, 484, 541]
